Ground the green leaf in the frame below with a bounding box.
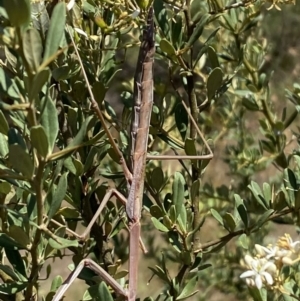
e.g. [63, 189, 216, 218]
[45, 264, 51, 280]
[43, 2, 66, 62]
[0, 133, 8, 157]
[67, 116, 93, 148]
[283, 168, 298, 207]
[207, 46, 219, 69]
[248, 181, 268, 210]
[23, 28, 42, 73]
[158, 133, 184, 149]
[83, 146, 99, 173]
[8, 225, 30, 248]
[275, 152, 288, 169]
[114, 269, 128, 280]
[48, 236, 78, 249]
[253, 209, 274, 230]
[8, 128, 26, 150]
[3, 0, 31, 27]
[52, 66, 70, 81]
[47, 172, 68, 220]
[238, 233, 249, 249]
[73, 158, 84, 175]
[0, 182, 10, 194]
[193, 29, 220, 68]
[0, 110, 8, 135]
[242, 96, 259, 111]
[40, 96, 59, 154]
[262, 182, 272, 208]
[234, 194, 248, 228]
[83, 284, 102, 301]
[50, 275, 63, 292]
[160, 39, 176, 57]
[98, 282, 114, 301]
[63, 156, 77, 174]
[223, 212, 236, 232]
[30, 125, 49, 158]
[148, 265, 170, 283]
[151, 217, 169, 232]
[151, 167, 164, 192]
[171, 14, 183, 49]
[273, 190, 288, 211]
[92, 81, 107, 105]
[0, 233, 25, 250]
[104, 101, 117, 119]
[211, 208, 223, 226]
[222, 12, 236, 31]
[9, 144, 34, 178]
[185, 14, 210, 49]
[177, 275, 199, 300]
[29, 68, 50, 101]
[172, 172, 185, 219]
[207, 67, 223, 101]
[184, 139, 197, 166]
[0, 282, 27, 294]
[5, 249, 27, 278]
[0, 69, 13, 98]
[177, 204, 187, 233]
[248, 287, 267, 301]
[154, 0, 170, 38]
[282, 282, 295, 301]
[0, 264, 19, 281]
[83, 287, 94, 301]
[163, 215, 173, 229]
[58, 207, 80, 219]
[197, 263, 212, 272]
[295, 188, 300, 211]
[31, 1, 50, 39]
[82, 1, 96, 14]
[191, 180, 200, 202]
[175, 103, 188, 141]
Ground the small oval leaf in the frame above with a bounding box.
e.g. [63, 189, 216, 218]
[3, 0, 31, 27]
[211, 208, 223, 226]
[23, 28, 42, 73]
[9, 144, 34, 178]
[172, 172, 185, 219]
[223, 212, 236, 232]
[207, 67, 223, 101]
[8, 225, 30, 248]
[160, 39, 176, 57]
[30, 125, 49, 158]
[151, 217, 169, 232]
[40, 96, 59, 154]
[43, 2, 66, 62]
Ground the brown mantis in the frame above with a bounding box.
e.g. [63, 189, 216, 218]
[52, 5, 213, 301]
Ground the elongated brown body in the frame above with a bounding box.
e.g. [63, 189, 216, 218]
[127, 7, 155, 301]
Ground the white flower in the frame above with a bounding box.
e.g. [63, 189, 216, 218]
[274, 234, 300, 265]
[276, 234, 300, 251]
[240, 255, 276, 289]
[131, 10, 140, 19]
[67, 0, 76, 11]
[74, 27, 88, 38]
[255, 244, 277, 259]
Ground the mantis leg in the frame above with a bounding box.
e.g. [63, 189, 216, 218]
[50, 188, 148, 301]
[48, 188, 147, 253]
[52, 258, 128, 301]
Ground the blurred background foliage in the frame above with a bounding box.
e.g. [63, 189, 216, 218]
[0, 0, 300, 301]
